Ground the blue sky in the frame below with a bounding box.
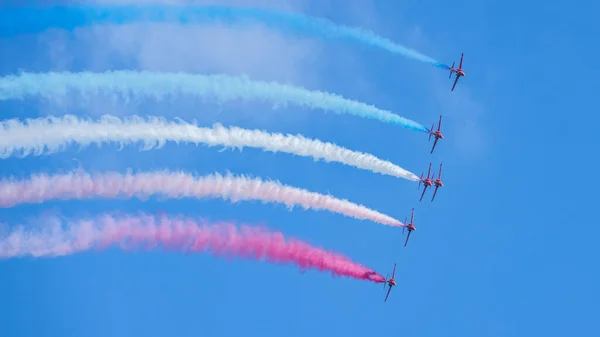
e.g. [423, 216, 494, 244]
[1, 1, 598, 337]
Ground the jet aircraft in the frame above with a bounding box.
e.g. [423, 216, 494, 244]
[402, 208, 416, 247]
[428, 115, 444, 154]
[383, 263, 397, 302]
[431, 163, 444, 202]
[418, 163, 434, 201]
[449, 53, 466, 91]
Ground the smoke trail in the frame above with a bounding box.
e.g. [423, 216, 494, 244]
[0, 71, 429, 132]
[0, 5, 449, 69]
[0, 115, 420, 181]
[0, 213, 385, 283]
[0, 170, 403, 227]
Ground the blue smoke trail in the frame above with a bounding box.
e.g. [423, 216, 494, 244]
[0, 71, 430, 132]
[0, 5, 449, 70]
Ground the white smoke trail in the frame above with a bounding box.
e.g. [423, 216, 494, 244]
[0, 170, 403, 227]
[0, 115, 420, 181]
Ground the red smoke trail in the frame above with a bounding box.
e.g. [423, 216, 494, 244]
[0, 213, 385, 283]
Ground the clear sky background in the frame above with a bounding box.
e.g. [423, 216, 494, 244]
[1, 0, 598, 336]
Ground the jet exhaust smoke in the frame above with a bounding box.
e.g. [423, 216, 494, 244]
[0, 170, 404, 227]
[0, 5, 449, 69]
[0, 71, 429, 132]
[0, 115, 420, 181]
[0, 213, 385, 283]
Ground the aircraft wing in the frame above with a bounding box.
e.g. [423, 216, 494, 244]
[384, 286, 392, 302]
[420, 185, 428, 201]
[451, 75, 460, 91]
[430, 138, 439, 154]
[404, 231, 412, 247]
[431, 186, 439, 202]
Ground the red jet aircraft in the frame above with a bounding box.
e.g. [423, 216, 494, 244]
[402, 208, 416, 247]
[418, 163, 433, 201]
[431, 163, 444, 202]
[383, 263, 397, 302]
[428, 115, 444, 154]
[449, 53, 466, 91]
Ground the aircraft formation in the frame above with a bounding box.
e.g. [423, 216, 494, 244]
[384, 53, 466, 302]
[0, 5, 469, 304]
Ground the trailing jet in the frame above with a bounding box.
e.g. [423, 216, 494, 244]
[383, 263, 397, 302]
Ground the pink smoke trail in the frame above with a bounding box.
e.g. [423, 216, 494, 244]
[0, 213, 385, 283]
[0, 170, 403, 227]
